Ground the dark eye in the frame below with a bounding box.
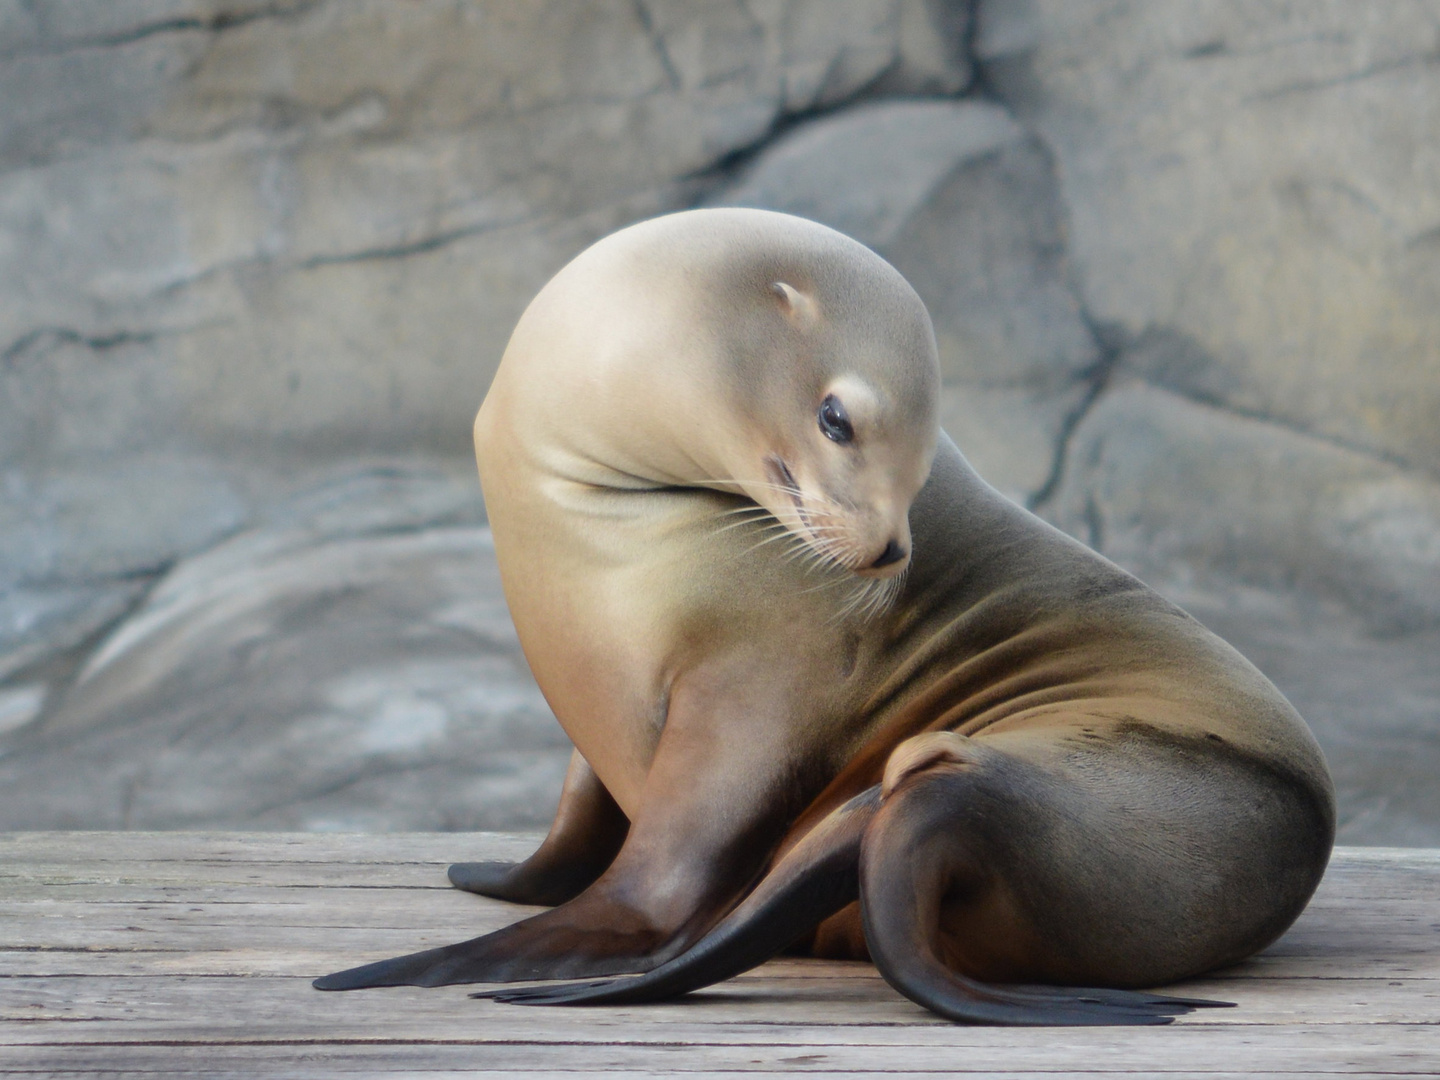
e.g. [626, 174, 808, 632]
[817, 395, 854, 444]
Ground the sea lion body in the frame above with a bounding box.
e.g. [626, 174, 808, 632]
[317, 209, 1334, 1024]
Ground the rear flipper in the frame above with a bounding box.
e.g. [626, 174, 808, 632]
[475, 786, 882, 1006]
[858, 733, 1232, 1026]
[866, 970, 1225, 1027]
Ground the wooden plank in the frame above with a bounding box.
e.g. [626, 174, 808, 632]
[0, 830, 543, 856]
[6, 833, 1431, 883]
[0, 832, 544, 866]
[4, 891, 1436, 945]
[4, 971, 1440, 1031]
[3, 835, 1439, 1078]
[6, 845, 1438, 980]
[3, 1028, 1440, 1075]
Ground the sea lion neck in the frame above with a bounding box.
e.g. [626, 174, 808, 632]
[483, 225, 815, 498]
[477, 255, 748, 495]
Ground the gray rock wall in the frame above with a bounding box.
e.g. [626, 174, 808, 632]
[1, 0, 1436, 843]
[0, 0, 966, 698]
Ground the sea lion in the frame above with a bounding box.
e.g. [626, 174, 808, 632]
[315, 209, 1334, 1025]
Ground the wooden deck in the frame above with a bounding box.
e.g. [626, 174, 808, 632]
[2, 834, 1437, 1078]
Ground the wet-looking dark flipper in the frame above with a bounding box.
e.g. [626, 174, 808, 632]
[314, 938, 493, 991]
[313, 893, 672, 989]
[858, 750, 1234, 1027]
[474, 787, 882, 1006]
[864, 955, 1232, 1026]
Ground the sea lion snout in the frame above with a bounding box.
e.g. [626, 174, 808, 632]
[853, 538, 909, 578]
[754, 452, 915, 579]
[849, 504, 914, 579]
[870, 539, 906, 569]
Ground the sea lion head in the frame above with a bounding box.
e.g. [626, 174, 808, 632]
[717, 236, 941, 584]
[507, 208, 941, 591]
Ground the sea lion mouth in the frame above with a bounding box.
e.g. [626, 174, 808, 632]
[765, 455, 809, 519]
[765, 454, 854, 573]
[763, 453, 826, 550]
[756, 456, 904, 592]
[767, 455, 801, 498]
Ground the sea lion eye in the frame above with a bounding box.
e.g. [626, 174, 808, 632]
[818, 395, 854, 444]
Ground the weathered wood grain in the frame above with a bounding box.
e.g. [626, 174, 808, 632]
[2, 834, 1438, 1077]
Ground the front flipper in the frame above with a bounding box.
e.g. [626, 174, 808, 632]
[475, 786, 882, 1006]
[313, 893, 674, 990]
[449, 751, 629, 906]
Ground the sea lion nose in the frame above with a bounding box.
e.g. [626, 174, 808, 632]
[871, 540, 907, 569]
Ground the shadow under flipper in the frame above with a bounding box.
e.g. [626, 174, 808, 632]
[447, 860, 522, 895]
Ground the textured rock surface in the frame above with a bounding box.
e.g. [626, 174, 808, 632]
[1, 1, 1437, 843]
[0, 465, 571, 830]
[1, 0, 968, 462]
[977, 0, 1440, 475]
[1052, 385, 1440, 636]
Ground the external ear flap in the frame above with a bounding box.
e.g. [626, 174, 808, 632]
[771, 281, 818, 327]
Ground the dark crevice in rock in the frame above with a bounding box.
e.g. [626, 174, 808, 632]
[122, 210, 537, 292]
[685, 85, 966, 200]
[1027, 311, 1440, 516]
[1081, 491, 1105, 553]
[1148, 380, 1434, 483]
[2, 320, 236, 365]
[1181, 39, 1227, 60]
[682, 2, 978, 202]
[1117, 325, 1435, 480]
[955, 0, 999, 101]
[630, 0, 683, 93]
[0, 1, 325, 62]
[1025, 317, 1124, 512]
[93, 559, 183, 589]
[1, 327, 161, 365]
[295, 214, 539, 271]
[1246, 46, 1440, 102]
[682, 96, 871, 201]
[1406, 222, 1440, 250]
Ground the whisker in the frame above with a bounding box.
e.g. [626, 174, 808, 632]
[800, 574, 851, 596]
[710, 504, 776, 519]
[714, 515, 786, 537]
[742, 529, 810, 559]
[693, 473, 906, 623]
